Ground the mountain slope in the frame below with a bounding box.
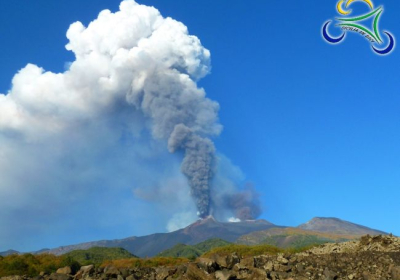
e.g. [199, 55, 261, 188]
[193, 238, 232, 253]
[236, 227, 355, 248]
[156, 244, 201, 258]
[157, 238, 231, 258]
[0, 250, 19, 257]
[64, 247, 137, 266]
[297, 217, 386, 236]
[22, 217, 387, 258]
[43, 216, 278, 257]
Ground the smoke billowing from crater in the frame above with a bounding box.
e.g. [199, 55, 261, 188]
[168, 124, 216, 217]
[0, 0, 261, 246]
[228, 191, 262, 221]
[213, 183, 262, 221]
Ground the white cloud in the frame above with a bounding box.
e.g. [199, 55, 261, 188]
[0, 0, 259, 251]
[0, 0, 218, 251]
[167, 212, 198, 232]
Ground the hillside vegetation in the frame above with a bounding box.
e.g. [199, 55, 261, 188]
[237, 227, 354, 248]
[101, 257, 190, 269]
[202, 243, 319, 258]
[0, 254, 79, 277]
[64, 247, 136, 266]
[0, 247, 135, 277]
[260, 234, 343, 249]
[157, 238, 231, 259]
[0, 241, 324, 277]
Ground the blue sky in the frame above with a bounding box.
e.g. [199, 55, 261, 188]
[0, 0, 399, 252]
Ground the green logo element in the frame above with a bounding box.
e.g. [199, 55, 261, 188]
[322, 0, 395, 55]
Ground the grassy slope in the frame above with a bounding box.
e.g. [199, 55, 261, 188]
[64, 247, 137, 266]
[157, 238, 231, 258]
[201, 243, 318, 258]
[101, 257, 190, 269]
[237, 227, 356, 248]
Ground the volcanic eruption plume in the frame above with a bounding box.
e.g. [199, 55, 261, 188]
[168, 124, 216, 217]
[0, 0, 260, 231]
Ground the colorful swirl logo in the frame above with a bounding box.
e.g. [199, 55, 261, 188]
[322, 0, 395, 55]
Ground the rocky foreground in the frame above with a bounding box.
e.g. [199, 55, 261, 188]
[2, 235, 400, 280]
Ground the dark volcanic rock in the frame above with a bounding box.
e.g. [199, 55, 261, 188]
[48, 273, 71, 280]
[209, 253, 240, 269]
[185, 263, 212, 280]
[55, 267, 71, 275]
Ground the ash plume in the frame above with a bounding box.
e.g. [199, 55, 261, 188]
[218, 183, 262, 221]
[0, 0, 261, 249]
[168, 124, 215, 217]
[229, 195, 262, 221]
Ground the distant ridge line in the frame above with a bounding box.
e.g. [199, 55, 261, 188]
[0, 216, 387, 257]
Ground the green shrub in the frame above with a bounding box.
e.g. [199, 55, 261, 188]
[0, 253, 81, 277]
[202, 244, 283, 258]
[63, 247, 136, 266]
[157, 238, 231, 259]
[60, 256, 81, 274]
[101, 257, 190, 268]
